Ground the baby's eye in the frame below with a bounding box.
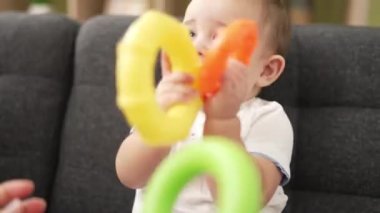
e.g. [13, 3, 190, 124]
[190, 30, 196, 38]
[212, 29, 222, 40]
[212, 32, 218, 40]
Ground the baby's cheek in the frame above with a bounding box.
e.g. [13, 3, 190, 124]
[208, 28, 224, 49]
[211, 35, 223, 49]
[246, 69, 259, 86]
[249, 50, 261, 66]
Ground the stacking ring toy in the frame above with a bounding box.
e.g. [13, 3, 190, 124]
[143, 137, 262, 213]
[116, 11, 202, 145]
[200, 20, 258, 98]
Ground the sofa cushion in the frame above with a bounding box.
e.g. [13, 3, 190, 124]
[284, 190, 380, 213]
[0, 13, 78, 198]
[49, 16, 136, 213]
[262, 25, 380, 212]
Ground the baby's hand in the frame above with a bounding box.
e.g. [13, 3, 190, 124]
[157, 52, 198, 111]
[204, 59, 250, 119]
[156, 73, 198, 111]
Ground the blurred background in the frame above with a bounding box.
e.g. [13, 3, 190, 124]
[0, 0, 379, 26]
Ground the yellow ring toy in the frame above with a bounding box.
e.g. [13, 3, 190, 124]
[116, 11, 202, 145]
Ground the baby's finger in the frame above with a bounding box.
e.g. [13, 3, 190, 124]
[20, 198, 47, 213]
[157, 76, 193, 94]
[159, 90, 198, 109]
[161, 72, 194, 84]
[224, 58, 248, 83]
[227, 58, 247, 72]
[0, 180, 34, 207]
[168, 90, 196, 104]
[1, 199, 21, 213]
[158, 84, 197, 98]
[160, 51, 172, 76]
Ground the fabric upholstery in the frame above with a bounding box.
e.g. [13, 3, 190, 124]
[0, 13, 78, 199]
[49, 16, 136, 213]
[262, 25, 380, 212]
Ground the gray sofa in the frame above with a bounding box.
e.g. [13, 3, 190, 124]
[0, 13, 379, 213]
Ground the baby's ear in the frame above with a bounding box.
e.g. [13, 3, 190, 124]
[256, 54, 285, 87]
[160, 51, 172, 77]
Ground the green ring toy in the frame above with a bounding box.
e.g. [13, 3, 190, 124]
[143, 137, 262, 213]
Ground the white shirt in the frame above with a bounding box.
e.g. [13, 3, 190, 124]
[132, 98, 294, 213]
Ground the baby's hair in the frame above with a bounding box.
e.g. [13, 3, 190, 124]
[260, 0, 291, 56]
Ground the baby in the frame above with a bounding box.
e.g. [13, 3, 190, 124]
[116, 0, 293, 212]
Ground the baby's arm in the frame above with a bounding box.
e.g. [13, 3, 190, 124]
[204, 118, 282, 204]
[115, 132, 171, 189]
[203, 59, 289, 205]
[115, 72, 197, 189]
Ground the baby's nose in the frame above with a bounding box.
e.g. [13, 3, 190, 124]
[194, 40, 208, 59]
[197, 50, 206, 61]
[197, 45, 208, 59]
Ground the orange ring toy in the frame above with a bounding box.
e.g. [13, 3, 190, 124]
[199, 20, 259, 98]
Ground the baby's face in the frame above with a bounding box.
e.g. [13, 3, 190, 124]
[184, 0, 270, 98]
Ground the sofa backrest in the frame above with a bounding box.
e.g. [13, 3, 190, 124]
[49, 16, 136, 213]
[261, 25, 380, 212]
[0, 13, 78, 199]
